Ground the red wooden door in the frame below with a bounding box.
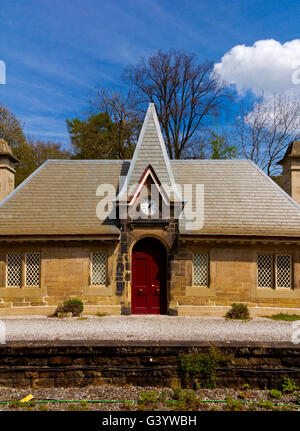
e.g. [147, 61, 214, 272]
[131, 238, 166, 314]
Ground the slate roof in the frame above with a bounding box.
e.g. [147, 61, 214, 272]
[0, 160, 129, 236]
[0, 158, 300, 237]
[173, 160, 300, 236]
[0, 103, 300, 238]
[117, 103, 182, 202]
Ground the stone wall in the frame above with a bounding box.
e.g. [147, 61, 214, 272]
[170, 241, 300, 316]
[0, 342, 299, 389]
[280, 146, 300, 205]
[0, 240, 121, 316]
[0, 159, 15, 203]
[0, 237, 300, 316]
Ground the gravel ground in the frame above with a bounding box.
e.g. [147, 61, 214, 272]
[0, 385, 298, 411]
[0, 315, 297, 343]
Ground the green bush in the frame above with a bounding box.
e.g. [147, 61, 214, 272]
[178, 347, 232, 389]
[225, 303, 250, 320]
[53, 299, 84, 317]
[269, 389, 282, 400]
[282, 377, 299, 394]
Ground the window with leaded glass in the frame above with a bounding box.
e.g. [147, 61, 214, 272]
[257, 254, 273, 288]
[276, 255, 292, 288]
[6, 253, 22, 287]
[25, 253, 41, 287]
[90, 252, 107, 285]
[193, 253, 209, 287]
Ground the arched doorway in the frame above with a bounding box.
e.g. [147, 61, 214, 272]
[131, 237, 167, 314]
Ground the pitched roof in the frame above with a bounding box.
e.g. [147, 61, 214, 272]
[0, 158, 300, 237]
[173, 160, 300, 236]
[117, 103, 182, 202]
[0, 160, 129, 236]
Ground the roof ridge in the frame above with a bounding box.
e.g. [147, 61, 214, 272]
[46, 159, 251, 164]
[46, 159, 131, 163]
[170, 159, 250, 162]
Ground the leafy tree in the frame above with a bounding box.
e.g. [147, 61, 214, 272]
[26, 137, 71, 166]
[0, 104, 26, 150]
[209, 131, 239, 159]
[0, 104, 72, 185]
[0, 104, 31, 185]
[67, 113, 111, 159]
[27, 138, 71, 165]
[67, 90, 141, 160]
[16, 138, 71, 186]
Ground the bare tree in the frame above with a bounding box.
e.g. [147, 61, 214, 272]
[181, 135, 208, 159]
[123, 49, 230, 159]
[234, 93, 300, 175]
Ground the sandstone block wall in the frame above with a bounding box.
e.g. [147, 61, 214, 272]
[0, 240, 120, 316]
[0, 238, 299, 316]
[170, 241, 300, 316]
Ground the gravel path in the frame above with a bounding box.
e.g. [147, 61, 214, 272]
[0, 315, 298, 344]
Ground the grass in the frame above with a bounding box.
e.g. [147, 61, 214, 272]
[265, 313, 300, 321]
[2, 391, 300, 411]
[96, 312, 108, 317]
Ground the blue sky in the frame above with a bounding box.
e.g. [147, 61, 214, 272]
[1, 0, 300, 147]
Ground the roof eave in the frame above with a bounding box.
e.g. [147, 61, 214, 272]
[180, 233, 300, 242]
[0, 233, 120, 242]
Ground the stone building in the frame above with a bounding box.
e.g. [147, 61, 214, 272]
[0, 103, 300, 317]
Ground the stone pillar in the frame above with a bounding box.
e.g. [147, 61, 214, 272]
[116, 221, 131, 315]
[278, 140, 300, 204]
[0, 138, 18, 202]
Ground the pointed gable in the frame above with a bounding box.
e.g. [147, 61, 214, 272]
[118, 103, 182, 201]
[128, 164, 170, 206]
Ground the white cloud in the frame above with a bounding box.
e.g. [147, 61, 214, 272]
[213, 39, 300, 95]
